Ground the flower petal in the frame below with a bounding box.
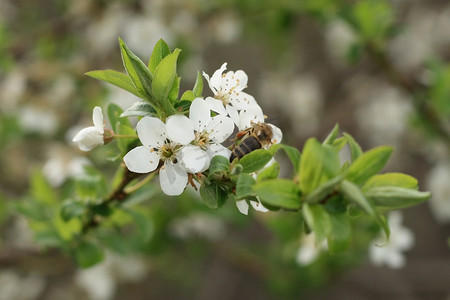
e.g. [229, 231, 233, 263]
[226, 104, 240, 126]
[229, 91, 257, 110]
[136, 117, 167, 148]
[205, 144, 231, 160]
[268, 123, 283, 144]
[206, 115, 235, 143]
[123, 146, 159, 173]
[73, 126, 104, 151]
[189, 98, 212, 132]
[206, 97, 227, 115]
[92, 106, 104, 134]
[222, 70, 247, 94]
[233, 70, 248, 90]
[179, 145, 210, 173]
[159, 162, 188, 196]
[250, 199, 269, 212]
[236, 200, 249, 215]
[166, 115, 195, 145]
[238, 105, 264, 130]
[205, 63, 227, 94]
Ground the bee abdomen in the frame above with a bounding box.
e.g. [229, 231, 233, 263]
[230, 136, 262, 162]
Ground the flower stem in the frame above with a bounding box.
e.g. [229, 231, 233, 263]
[114, 134, 138, 139]
[124, 171, 157, 194]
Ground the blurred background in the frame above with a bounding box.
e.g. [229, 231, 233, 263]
[1, 0, 450, 299]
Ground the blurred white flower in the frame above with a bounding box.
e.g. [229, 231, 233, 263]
[169, 212, 226, 240]
[122, 16, 174, 58]
[369, 211, 414, 269]
[45, 73, 76, 105]
[42, 147, 90, 187]
[75, 253, 148, 300]
[210, 12, 242, 44]
[123, 116, 193, 196]
[0, 270, 45, 300]
[18, 105, 58, 136]
[426, 162, 450, 223]
[325, 19, 357, 63]
[73, 106, 105, 151]
[0, 68, 26, 112]
[295, 233, 328, 266]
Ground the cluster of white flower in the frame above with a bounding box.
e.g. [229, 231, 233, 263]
[72, 64, 282, 198]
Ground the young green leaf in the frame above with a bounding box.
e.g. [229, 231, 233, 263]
[193, 71, 203, 97]
[125, 209, 153, 242]
[305, 175, 343, 204]
[200, 182, 228, 209]
[174, 100, 192, 114]
[299, 138, 341, 194]
[322, 123, 340, 145]
[180, 90, 196, 101]
[256, 161, 280, 182]
[85, 70, 146, 99]
[168, 76, 180, 102]
[365, 186, 431, 209]
[302, 204, 332, 242]
[343, 133, 363, 161]
[61, 200, 86, 222]
[235, 173, 256, 199]
[151, 49, 181, 115]
[239, 149, 273, 173]
[346, 146, 393, 185]
[107, 103, 128, 132]
[208, 155, 230, 177]
[120, 101, 157, 118]
[75, 240, 104, 268]
[119, 38, 153, 98]
[340, 180, 375, 216]
[270, 144, 301, 173]
[253, 179, 301, 209]
[148, 39, 171, 74]
[363, 173, 418, 191]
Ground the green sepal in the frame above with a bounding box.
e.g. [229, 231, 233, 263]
[85, 70, 146, 99]
[253, 179, 301, 209]
[208, 155, 230, 178]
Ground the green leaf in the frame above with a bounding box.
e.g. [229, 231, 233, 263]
[363, 173, 418, 191]
[97, 231, 130, 255]
[299, 138, 341, 194]
[148, 39, 171, 74]
[322, 123, 340, 145]
[346, 146, 393, 185]
[125, 209, 153, 241]
[107, 103, 128, 132]
[119, 38, 153, 98]
[120, 101, 157, 117]
[168, 76, 180, 102]
[305, 175, 343, 204]
[61, 200, 86, 222]
[343, 133, 363, 161]
[30, 169, 57, 205]
[180, 90, 196, 101]
[340, 180, 375, 216]
[270, 144, 301, 173]
[365, 186, 431, 209]
[235, 173, 256, 199]
[208, 155, 230, 177]
[256, 161, 280, 182]
[85, 70, 145, 99]
[34, 229, 63, 247]
[332, 137, 347, 153]
[151, 49, 181, 115]
[239, 149, 273, 173]
[327, 213, 352, 253]
[75, 240, 104, 268]
[302, 204, 332, 242]
[75, 167, 108, 203]
[253, 179, 301, 209]
[174, 100, 192, 114]
[193, 71, 203, 97]
[200, 182, 228, 209]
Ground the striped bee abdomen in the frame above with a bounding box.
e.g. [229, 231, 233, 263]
[230, 136, 262, 162]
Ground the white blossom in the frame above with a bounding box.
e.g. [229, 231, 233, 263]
[426, 162, 450, 223]
[72, 106, 105, 151]
[295, 233, 328, 266]
[123, 116, 194, 196]
[369, 211, 414, 269]
[203, 63, 260, 125]
[178, 98, 234, 173]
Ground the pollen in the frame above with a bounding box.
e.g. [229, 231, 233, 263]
[161, 165, 165, 170]
[264, 115, 268, 119]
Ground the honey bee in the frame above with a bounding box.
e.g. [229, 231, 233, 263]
[230, 123, 274, 162]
